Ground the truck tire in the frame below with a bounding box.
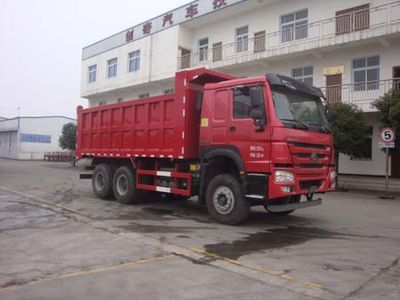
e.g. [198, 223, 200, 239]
[113, 166, 142, 204]
[92, 164, 114, 199]
[205, 174, 250, 225]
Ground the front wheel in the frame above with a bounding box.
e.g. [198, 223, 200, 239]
[205, 174, 250, 225]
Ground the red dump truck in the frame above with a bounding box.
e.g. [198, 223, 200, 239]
[77, 68, 336, 224]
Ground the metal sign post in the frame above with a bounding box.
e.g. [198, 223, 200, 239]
[379, 128, 396, 199]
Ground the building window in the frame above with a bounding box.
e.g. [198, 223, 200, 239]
[212, 42, 222, 62]
[280, 9, 308, 43]
[351, 126, 373, 160]
[233, 85, 265, 119]
[353, 56, 379, 91]
[99, 101, 107, 106]
[254, 31, 265, 53]
[198, 38, 209, 62]
[88, 64, 97, 83]
[107, 58, 118, 78]
[164, 89, 174, 95]
[336, 4, 370, 35]
[128, 50, 140, 72]
[236, 26, 248, 53]
[292, 66, 313, 85]
[117, 98, 123, 103]
[138, 93, 150, 99]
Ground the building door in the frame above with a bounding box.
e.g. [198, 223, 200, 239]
[391, 66, 400, 178]
[391, 154, 400, 178]
[180, 48, 191, 69]
[393, 66, 400, 90]
[325, 74, 342, 104]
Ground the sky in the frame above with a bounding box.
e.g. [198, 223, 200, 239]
[0, 0, 188, 119]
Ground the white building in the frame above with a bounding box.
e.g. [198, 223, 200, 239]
[80, 0, 400, 177]
[0, 116, 76, 160]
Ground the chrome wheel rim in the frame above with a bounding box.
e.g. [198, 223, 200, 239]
[116, 174, 129, 196]
[94, 173, 105, 191]
[213, 186, 235, 215]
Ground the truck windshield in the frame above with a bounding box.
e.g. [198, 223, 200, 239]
[272, 88, 330, 133]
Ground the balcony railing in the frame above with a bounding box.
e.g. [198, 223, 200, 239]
[320, 78, 400, 111]
[177, 1, 400, 69]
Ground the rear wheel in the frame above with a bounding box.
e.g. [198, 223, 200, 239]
[113, 166, 142, 204]
[92, 164, 114, 199]
[206, 174, 250, 225]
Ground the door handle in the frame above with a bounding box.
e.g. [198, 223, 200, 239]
[229, 126, 236, 132]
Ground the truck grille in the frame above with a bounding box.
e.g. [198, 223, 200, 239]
[288, 142, 331, 168]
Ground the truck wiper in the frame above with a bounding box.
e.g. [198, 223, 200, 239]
[280, 118, 309, 130]
[318, 126, 331, 133]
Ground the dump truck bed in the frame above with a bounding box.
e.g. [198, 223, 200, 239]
[76, 68, 235, 160]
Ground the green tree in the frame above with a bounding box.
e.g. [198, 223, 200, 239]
[371, 89, 400, 153]
[59, 122, 76, 150]
[328, 103, 371, 170]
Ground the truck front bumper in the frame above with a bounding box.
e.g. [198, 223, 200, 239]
[266, 197, 322, 212]
[268, 166, 336, 200]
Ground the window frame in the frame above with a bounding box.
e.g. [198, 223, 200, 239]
[164, 89, 174, 95]
[235, 26, 249, 53]
[88, 64, 97, 83]
[107, 58, 118, 78]
[128, 50, 141, 72]
[291, 66, 314, 85]
[138, 93, 150, 99]
[254, 31, 266, 53]
[352, 55, 380, 91]
[232, 84, 266, 120]
[280, 9, 308, 43]
[198, 38, 209, 62]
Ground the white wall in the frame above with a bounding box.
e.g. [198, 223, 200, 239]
[0, 132, 18, 159]
[338, 113, 388, 176]
[81, 26, 179, 98]
[16, 117, 76, 160]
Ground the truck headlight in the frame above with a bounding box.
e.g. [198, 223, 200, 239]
[330, 170, 337, 180]
[274, 170, 294, 183]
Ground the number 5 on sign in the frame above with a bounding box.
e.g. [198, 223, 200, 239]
[380, 128, 396, 143]
[379, 128, 396, 148]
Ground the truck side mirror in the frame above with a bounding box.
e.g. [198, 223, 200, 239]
[250, 106, 266, 131]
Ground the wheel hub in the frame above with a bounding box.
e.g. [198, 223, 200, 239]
[116, 174, 129, 196]
[94, 173, 105, 190]
[213, 186, 235, 215]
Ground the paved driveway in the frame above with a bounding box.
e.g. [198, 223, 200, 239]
[0, 159, 399, 299]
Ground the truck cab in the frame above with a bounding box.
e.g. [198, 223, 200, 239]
[198, 73, 335, 223]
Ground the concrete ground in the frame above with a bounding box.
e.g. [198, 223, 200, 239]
[0, 159, 399, 300]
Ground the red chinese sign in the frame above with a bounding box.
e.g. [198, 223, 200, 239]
[186, 3, 198, 18]
[213, 0, 227, 9]
[143, 22, 152, 35]
[163, 13, 173, 27]
[125, 30, 134, 42]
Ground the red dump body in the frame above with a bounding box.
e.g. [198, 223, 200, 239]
[76, 68, 235, 160]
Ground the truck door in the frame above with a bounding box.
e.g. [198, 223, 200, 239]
[228, 85, 270, 173]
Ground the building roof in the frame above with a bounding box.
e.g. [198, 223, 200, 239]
[82, 0, 247, 60]
[0, 115, 76, 123]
